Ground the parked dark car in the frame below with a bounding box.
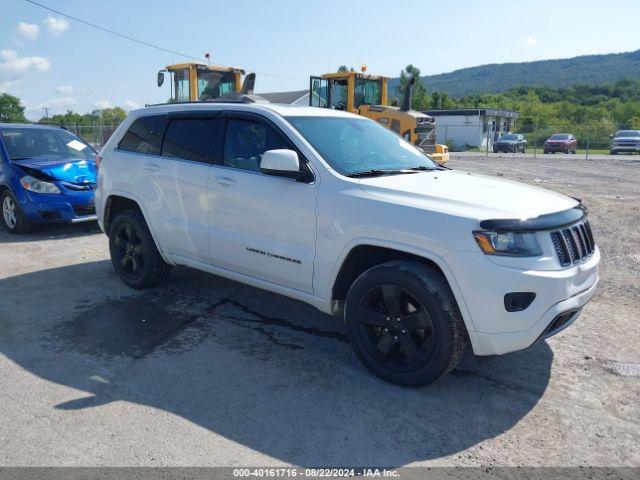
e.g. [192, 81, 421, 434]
[493, 133, 527, 153]
[0, 123, 97, 234]
[610, 130, 640, 155]
[544, 133, 577, 154]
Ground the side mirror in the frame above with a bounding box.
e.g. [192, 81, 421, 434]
[260, 149, 301, 180]
[157, 71, 165, 87]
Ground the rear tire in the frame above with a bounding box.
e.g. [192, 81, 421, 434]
[1, 190, 33, 234]
[108, 210, 172, 289]
[345, 260, 467, 387]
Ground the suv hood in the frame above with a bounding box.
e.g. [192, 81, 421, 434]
[358, 170, 577, 221]
[14, 157, 97, 184]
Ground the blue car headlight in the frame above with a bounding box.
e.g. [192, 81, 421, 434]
[20, 175, 61, 194]
[473, 231, 541, 257]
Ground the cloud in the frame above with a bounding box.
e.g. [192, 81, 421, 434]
[40, 96, 78, 110]
[55, 85, 86, 95]
[43, 15, 70, 36]
[0, 79, 22, 93]
[15, 22, 40, 41]
[94, 100, 112, 109]
[122, 100, 140, 111]
[0, 49, 51, 74]
[525, 36, 538, 46]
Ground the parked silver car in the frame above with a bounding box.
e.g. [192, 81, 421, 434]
[610, 130, 640, 155]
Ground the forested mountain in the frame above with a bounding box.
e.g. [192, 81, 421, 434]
[389, 50, 640, 97]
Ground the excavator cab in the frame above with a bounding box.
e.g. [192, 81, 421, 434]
[309, 72, 387, 112]
[309, 70, 449, 163]
[158, 63, 247, 103]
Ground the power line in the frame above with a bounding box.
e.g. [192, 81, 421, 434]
[24, 0, 201, 61]
[23, 0, 306, 83]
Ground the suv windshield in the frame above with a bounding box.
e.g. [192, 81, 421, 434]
[614, 130, 640, 138]
[500, 134, 518, 141]
[0, 128, 95, 161]
[550, 134, 570, 140]
[286, 116, 439, 175]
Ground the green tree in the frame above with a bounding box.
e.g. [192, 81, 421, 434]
[397, 64, 429, 109]
[0, 93, 28, 123]
[337, 65, 349, 72]
[430, 91, 453, 109]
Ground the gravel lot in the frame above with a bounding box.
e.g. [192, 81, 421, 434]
[0, 153, 638, 467]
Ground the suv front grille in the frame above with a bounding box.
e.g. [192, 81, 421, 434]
[550, 220, 595, 267]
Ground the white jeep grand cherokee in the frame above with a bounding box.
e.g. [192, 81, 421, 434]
[95, 102, 600, 386]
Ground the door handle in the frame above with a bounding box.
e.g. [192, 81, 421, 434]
[143, 163, 160, 172]
[214, 176, 236, 187]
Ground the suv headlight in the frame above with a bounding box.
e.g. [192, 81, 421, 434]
[20, 175, 61, 194]
[473, 231, 541, 256]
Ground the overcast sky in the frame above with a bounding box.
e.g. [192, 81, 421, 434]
[2, 0, 639, 119]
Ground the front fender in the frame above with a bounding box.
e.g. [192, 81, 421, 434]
[322, 237, 477, 333]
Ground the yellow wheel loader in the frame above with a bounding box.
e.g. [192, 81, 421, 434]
[157, 62, 256, 102]
[309, 69, 448, 163]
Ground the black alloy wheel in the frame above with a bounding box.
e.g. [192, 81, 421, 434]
[345, 260, 467, 386]
[108, 210, 171, 289]
[353, 283, 436, 373]
[112, 222, 146, 280]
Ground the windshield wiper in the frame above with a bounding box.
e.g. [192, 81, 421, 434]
[346, 169, 419, 178]
[406, 165, 442, 171]
[10, 156, 32, 161]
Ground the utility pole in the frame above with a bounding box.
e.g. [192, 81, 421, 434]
[42, 107, 49, 120]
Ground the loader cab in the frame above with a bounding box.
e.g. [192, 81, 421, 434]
[309, 72, 387, 113]
[158, 63, 245, 103]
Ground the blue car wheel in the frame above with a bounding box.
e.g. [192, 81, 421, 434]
[1, 190, 33, 234]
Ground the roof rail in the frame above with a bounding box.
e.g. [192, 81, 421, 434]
[145, 93, 270, 108]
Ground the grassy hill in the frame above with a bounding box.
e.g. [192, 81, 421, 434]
[389, 50, 640, 97]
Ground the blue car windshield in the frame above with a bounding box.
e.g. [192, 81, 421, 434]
[285, 116, 439, 175]
[1, 128, 95, 161]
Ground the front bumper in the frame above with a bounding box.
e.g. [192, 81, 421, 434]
[493, 144, 516, 152]
[445, 247, 600, 356]
[544, 144, 570, 152]
[19, 189, 96, 224]
[611, 145, 640, 152]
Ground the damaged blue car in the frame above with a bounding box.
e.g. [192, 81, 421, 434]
[0, 123, 98, 234]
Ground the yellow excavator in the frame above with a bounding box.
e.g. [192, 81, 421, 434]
[309, 68, 449, 163]
[157, 62, 256, 102]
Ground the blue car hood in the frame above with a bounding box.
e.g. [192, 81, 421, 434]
[16, 157, 97, 184]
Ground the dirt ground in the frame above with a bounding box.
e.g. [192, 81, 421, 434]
[0, 153, 638, 467]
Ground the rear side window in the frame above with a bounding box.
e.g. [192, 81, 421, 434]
[161, 118, 220, 163]
[118, 115, 166, 155]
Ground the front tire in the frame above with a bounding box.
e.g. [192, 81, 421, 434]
[1, 190, 33, 234]
[345, 260, 467, 387]
[108, 210, 172, 289]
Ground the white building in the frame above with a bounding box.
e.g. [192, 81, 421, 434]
[257, 90, 309, 106]
[424, 108, 519, 150]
